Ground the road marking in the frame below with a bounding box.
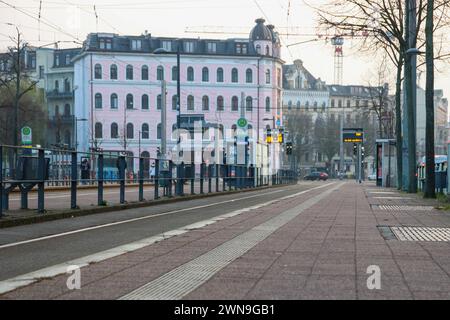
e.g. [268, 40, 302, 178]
[0, 182, 336, 295]
[0, 188, 290, 250]
[120, 182, 343, 300]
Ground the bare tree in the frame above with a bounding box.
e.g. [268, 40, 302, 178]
[314, 113, 340, 172]
[285, 110, 314, 168]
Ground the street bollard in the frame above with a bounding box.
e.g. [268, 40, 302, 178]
[200, 163, 205, 194]
[118, 156, 126, 204]
[208, 164, 212, 193]
[71, 151, 77, 209]
[98, 154, 104, 206]
[216, 164, 219, 193]
[154, 159, 159, 200]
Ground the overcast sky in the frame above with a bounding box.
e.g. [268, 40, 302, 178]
[1, 0, 449, 100]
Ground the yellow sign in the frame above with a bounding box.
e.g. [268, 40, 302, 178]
[266, 136, 273, 144]
[277, 133, 283, 143]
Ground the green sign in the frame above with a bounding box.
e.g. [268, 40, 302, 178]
[21, 126, 32, 145]
[237, 118, 248, 128]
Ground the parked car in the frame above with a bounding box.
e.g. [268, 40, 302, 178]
[368, 173, 377, 181]
[304, 171, 329, 181]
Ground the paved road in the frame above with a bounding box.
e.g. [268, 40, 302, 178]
[1, 181, 449, 300]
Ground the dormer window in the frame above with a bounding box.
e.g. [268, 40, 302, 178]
[99, 38, 112, 50]
[242, 44, 248, 54]
[207, 42, 216, 53]
[55, 55, 60, 67]
[236, 43, 242, 54]
[131, 39, 142, 51]
[162, 40, 172, 51]
[184, 41, 194, 53]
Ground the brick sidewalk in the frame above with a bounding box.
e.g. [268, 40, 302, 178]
[1, 181, 449, 300]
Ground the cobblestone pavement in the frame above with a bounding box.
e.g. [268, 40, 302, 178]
[1, 181, 449, 300]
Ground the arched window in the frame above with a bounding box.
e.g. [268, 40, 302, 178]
[126, 65, 133, 80]
[110, 64, 117, 80]
[265, 97, 271, 112]
[246, 96, 253, 111]
[231, 68, 238, 83]
[172, 66, 178, 81]
[141, 123, 149, 139]
[55, 80, 59, 91]
[187, 67, 194, 81]
[265, 45, 270, 55]
[297, 101, 301, 109]
[216, 68, 223, 82]
[141, 65, 148, 80]
[64, 104, 71, 116]
[126, 123, 134, 139]
[202, 67, 209, 82]
[157, 94, 162, 110]
[202, 95, 209, 110]
[94, 64, 102, 79]
[217, 96, 224, 111]
[126, 94, 134, 109]
[231, 96, 239, 111]
[256, 45, 261, 54]
[64, 78, 70, 92]
[95, 93, 102, 109]
[288, 101, 292, 110]
[111, 123, 118, 138]
[246, 68, 253, 83]
[157, 66, 164, 80]
[187, 95, 194, 110]
[157, 123, 162, 139]
[172, 95, 178, 110]
[110, 93, 118, 109]
[265, 69, 271, 84]
[142, 94, 149, 110]
[95, 122, 102, 139]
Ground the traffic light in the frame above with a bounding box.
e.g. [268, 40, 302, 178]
[361, 146, 365, 160]
[278, 129, 284, 144]
[286, 142, 293, 155]
[353, 143, 357, 156]
[266, 128, 272, 144]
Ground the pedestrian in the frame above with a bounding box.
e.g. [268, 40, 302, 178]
[80, 158, 90, 185]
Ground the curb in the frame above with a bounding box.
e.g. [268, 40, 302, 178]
[0, 184, 293, 229]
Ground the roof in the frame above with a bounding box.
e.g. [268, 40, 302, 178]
[249, 18, 272, 41]
[327, 84, 386, 98]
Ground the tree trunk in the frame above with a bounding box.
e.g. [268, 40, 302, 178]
[395, 57, 403, 190]
[424, 0, 435, 198]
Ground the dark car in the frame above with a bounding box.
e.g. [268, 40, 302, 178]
[304, 171, 329, 181]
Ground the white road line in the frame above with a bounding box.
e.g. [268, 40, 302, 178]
[0, 182, 336, 296]
[0, 188, 289, 250]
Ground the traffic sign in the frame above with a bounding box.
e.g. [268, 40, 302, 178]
[343, 128, 364, 143]
[21, 126, 32, 145]
[237, 118, 248, 128]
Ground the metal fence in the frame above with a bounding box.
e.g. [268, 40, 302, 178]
[0, 145, 297, 217]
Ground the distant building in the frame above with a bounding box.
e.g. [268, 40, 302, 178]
[73, 18, 284, 171]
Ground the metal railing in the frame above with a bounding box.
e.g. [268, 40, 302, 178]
[0, 145, 297, 217]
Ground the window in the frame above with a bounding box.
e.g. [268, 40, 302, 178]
[187, 95, 194, 110]
[39, 66, 44, 79]
[202, 95, 209, 111]
[141, 123, 149, 139]
[55, 55, 60, 66]
[242, 44, 248, 54]
[64, 78, 70, 92]
[338, 100, 342, 108]
[231, 96, 238, 111]
[110, 64, 117, 79]
[305, 101, 309, 110]
[131, 39, 142, 51]
[172, 66, 178, 81]
[331, 99, 335, 108]
[246, 69, 253, 83]
[246, 96, 253, 112]
[157, 94, 162, 110]
[172, 95, 178, 110]
[297, 101, 301, 109]
[55, 80, 59, 91]
[111, 123, 118, 138]
[217, 96, 224, 111]
[157, 123, 162, 139]
[162, 41, 172, 51]
[110, 93, 118, 109]
[231, 68, 238, 83]
[157, 66, 164, 80]
[126, 123, 134, 139]
[313, 101, 318, 111]
[288, 101, 292, 110]
[187, 67, 194, 81]
[265, 97, 271, 112]
[64, 104, 71, 116]
[265, 45, 270, 55]
[126, 94, 133, 109]
[236, 43, 242, 54]
[207, 42, 216, 53]
[216, 68, 223, 82]
[142, 94, 149, 110]
[65, 54, 71, 65]
[256, 45, 261, 54]
[184, 41, 194, 53]
[141, 65, 148, 80]
[202, 67, 209, 82]
[126, 65, 133, 80]
[95, 123, 102, 139]
[347, 100, 351, 108]
[99, 38, 112, 50]
[265, 69, 271, 84]
[55, 105, 60, 116]
[95, 93, 102, 109]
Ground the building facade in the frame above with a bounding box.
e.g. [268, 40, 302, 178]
[73, 18, 284, 171]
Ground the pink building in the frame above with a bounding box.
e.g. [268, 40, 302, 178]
[73, 18, 283, 171]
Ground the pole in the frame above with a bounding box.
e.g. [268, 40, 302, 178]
[161, 80, 167, 156]
[176, 41, 182, 196]
[340, 105, 344, 176]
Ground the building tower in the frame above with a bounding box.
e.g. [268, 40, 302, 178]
[331, 36, 344, 85]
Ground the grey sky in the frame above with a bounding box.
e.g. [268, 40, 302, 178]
[1, 0, 449, 100]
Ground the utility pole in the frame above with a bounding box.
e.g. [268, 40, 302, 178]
[160, 80, 167, 157]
